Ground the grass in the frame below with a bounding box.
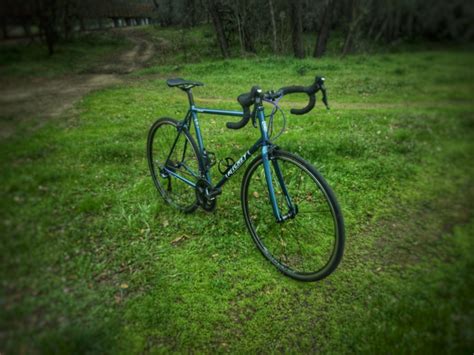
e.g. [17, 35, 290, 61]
[1, 27, 474, 352]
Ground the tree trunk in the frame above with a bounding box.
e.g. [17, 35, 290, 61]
[241, 4, 256, 54]
[406, 11, 414, 38]
[37, 0, 59, 56]
[41, 15, 57, 55]
[22, 17, 34, 41]
[208, 0, 230, 58]
[63, 13, 72, 39]
[314, 0, 332, 58]
[391, 7, 401, 41]
[233, 0, 256, 54]
[188, 0, 197, 26]
[268, 0, 278, 53]
[374, 17, 388, 43]
[289, 0, 304, 58]
[79, 17, 85, 31]
[341, 0, 362, 56]
[235, 12, 244, 54]
[242, 25, 256, 53]
[366, 14, 378, 39]
[1, 17, 7, 39]
[167, 0, 174, 26]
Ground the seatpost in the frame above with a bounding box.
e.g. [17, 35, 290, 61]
[185, 89, 195, 106]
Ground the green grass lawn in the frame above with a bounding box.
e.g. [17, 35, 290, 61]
[1, 46, 473, 352]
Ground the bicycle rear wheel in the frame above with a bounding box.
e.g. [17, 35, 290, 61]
[147, 117, 202, 213]
[241, 149, 344, 281]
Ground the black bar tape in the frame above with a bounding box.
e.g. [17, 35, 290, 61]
[226, 86, 260, 130]
[278, 77, 320, 115]
[290, 94, 316, 114]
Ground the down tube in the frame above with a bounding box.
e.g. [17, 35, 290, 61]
[214, 140, 262, 189]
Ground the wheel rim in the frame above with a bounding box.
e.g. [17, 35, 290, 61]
[245, 155, 339, 277]
[149, 121, 201, 211]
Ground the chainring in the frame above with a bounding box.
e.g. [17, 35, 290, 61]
[195, 179, 217, 212]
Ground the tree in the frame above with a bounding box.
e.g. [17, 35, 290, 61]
[231, 0, 256, 54]
[208, 0, 230, 58]
[267, 0, 278, 53]
[289, 0, 304, 58]
[314, 0, 332, 58]
[36, 0, 61, 55]
[341, 0, 365, 56]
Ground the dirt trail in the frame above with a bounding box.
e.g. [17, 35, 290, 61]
[90, 28, 157, 74]
[0, 28, 158, 140]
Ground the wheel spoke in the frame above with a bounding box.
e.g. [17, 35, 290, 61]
[147, 119, 200, 212]
[243, 151, 344, 280]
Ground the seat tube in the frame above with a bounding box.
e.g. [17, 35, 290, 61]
[257, 106, 281, 221]
[191, 110, 204, 152]
[190, 110, 211, 182]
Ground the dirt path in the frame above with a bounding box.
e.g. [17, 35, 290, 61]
[0, 28, 158, 140]
[89, 28, 157, 74]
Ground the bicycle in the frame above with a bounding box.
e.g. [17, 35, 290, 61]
[147, 76, 345, 281]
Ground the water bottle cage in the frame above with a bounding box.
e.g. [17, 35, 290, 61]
[218, 157, 235, 175]
[203, 150, 216, 170]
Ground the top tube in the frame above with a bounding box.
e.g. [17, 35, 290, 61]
[191, 106, 244, 118]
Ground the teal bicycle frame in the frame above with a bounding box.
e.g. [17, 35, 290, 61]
[162, 97, 296, 222]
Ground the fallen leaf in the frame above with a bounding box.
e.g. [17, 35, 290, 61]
[171, 234, 189, 245]
[253, 191, 259, 198]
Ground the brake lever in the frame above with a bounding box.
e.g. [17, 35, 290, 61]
[320, 84, 329, 110]
[251, 106, 257, 128]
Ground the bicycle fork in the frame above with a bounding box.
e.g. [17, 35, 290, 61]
[257, 107, 297, 223]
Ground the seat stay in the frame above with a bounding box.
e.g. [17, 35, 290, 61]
[163, 115, 189, 171]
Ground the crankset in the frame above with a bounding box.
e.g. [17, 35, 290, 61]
[195, 179, 219, 212]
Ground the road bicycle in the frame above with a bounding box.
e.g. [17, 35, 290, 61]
[147, 76, 345, 281]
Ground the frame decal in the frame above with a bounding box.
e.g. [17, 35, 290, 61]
[224, 150, 251, 178]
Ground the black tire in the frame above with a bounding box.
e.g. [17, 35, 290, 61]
[241, 149, 345, 281]
[147, 117, 203, 213]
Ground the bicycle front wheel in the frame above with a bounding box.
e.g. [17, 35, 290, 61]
[241, 149, 344, 281]
[147, 117, 202, 213]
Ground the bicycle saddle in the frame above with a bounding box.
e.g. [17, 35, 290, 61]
[166, 78, 204, 89]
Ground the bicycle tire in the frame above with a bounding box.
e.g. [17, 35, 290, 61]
[241, 149, 345, 281]
[147, 117, 203, 213]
